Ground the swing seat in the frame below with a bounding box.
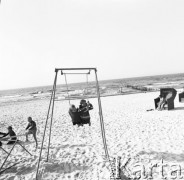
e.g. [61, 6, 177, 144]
[72, 117, 90, 126]
[69, 108, 84, 126]
[73, 121, 82, 126]
[81, 117, 91, 125]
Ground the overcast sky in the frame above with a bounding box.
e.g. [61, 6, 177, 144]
[0, 0, 184, 90]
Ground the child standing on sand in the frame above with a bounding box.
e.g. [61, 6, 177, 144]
[25, 117, 38, 148]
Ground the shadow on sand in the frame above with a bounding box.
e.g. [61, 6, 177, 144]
[170, 107, 184, 111]
[138, 151, 184, 162]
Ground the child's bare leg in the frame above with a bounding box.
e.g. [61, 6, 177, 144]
[33, 133, 38, 148]
[26, 132, 29, 141]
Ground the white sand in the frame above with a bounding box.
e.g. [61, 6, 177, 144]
[1, 92, 184, 180]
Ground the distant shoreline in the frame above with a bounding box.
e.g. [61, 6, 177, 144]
[57, 90, 159, 101]
[1, 72, 184, 92]
[1, 72, 184, 105]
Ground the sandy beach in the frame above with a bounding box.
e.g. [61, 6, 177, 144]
[1, 91, 184, 180]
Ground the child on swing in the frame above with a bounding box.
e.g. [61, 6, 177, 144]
[69, 105, 83, 127]
[78, 99, 93, 126]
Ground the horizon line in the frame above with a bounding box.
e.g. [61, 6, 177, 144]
[0, 72, 184, 91]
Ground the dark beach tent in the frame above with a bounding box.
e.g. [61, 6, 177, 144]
[154, 88, 177, 110]
[179, 91, 184, 102]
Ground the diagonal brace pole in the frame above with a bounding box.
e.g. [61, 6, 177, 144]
[0, 147, 9, 155]
[17, 142, 32, 156]
[0, 141, 17, 171]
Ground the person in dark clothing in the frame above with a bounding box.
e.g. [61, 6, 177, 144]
[2, 126, 17, 145]
[25, 117, 38, 148]
[79, 99, 93, 126]
[69, 105, 83, 127]
[0, 132, 6, 147]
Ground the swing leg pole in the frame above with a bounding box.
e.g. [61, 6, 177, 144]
[94, 69, 109, 159]
[86, 74, 89, 101]
[94, 69, 115, 178]
[35, 71, 58, 180]
[64, 74, 71, 105]
[46, 71, 58, 162]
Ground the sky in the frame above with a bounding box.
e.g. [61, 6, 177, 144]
[0, 0, 184, 90]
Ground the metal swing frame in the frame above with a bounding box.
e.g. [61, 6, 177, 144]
[0, 139, 32, 175]
[35, 68, 114, 180]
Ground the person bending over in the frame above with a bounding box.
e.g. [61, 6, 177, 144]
[25, 117, 38, 148]
[2, 126, 17, 145]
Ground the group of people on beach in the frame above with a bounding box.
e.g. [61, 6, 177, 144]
[0, 117, 38, 148]
[69, 99, 93, 127]
[0, 99, 93, 150]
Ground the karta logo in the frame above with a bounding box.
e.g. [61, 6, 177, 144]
[131, 159, 184, 179]
[112, 157, 184, 180]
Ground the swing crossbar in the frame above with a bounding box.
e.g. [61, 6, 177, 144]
[61, 72, 90, 75]
[55, 68, 96, 72]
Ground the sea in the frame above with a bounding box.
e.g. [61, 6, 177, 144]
[0, 73, 184, 104]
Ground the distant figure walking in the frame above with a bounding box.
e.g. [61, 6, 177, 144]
[79, 99, 93, 126]
[2, 126, 17, 145]
[25, 117, 38, 148]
